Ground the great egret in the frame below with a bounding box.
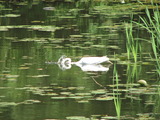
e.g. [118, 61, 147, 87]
[57, 55, 112, 71]
[60, 56, 112, 65]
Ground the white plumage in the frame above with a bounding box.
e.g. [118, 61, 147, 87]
[59, 56, 111, 65]
[73, 56, 110, 65]
[57, 55, 112, 71]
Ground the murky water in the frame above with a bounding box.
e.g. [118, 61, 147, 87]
[0, 1, 160, 120]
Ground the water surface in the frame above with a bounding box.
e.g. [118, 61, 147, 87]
[0, 1, 159, 120]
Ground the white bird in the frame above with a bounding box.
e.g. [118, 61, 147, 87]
[60, 56, 112, 65]
[57, 56, 112, 71]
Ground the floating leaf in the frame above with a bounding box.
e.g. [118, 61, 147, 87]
[95, 96, 114, 101]
[51, 96, 67, 99]
[101, 116, 118, 119]
[77, 100, 89, 103]
[80, 14, 91, 17]
[70, 35, 83, 38]
[0, 26, 8, 31]
[91, 89, 106, 94]
[106, 45, 120, 49]
[66, 116, 89, 120]
[60, 92, 71, 95]
[46, 93, 58, 96]
[6, 75, 19, 78]
[69, 96, 84, 99]
[91, 45, 105, 48]
[76, 87, 85, 90]
[4, 14, 20, 17]
[23, 99, 41, 104]
[18, 67, 30, 70]
[43, 7, 55, 11]
[75, 93, 91, 96]
[30, 75, 50, 78]
[0, 102, 17, 107]
[59, 16, 75, 19]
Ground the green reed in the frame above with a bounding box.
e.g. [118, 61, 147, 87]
[113, 64, 121, 119]
[135, 4, 160, 75]
[139, 7, 160, 55]
[125, 22, 140, 63]
[126, 63, 141, 84]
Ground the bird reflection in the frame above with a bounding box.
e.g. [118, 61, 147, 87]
[57, 55, 112, 71]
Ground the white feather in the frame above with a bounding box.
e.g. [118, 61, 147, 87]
[57, 56, 112, 71]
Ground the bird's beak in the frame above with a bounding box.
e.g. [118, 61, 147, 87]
[108, 60, 113, 64]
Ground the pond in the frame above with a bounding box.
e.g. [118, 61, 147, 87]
[0, 0, 160, 120]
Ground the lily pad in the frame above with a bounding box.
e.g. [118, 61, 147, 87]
[91, 45, 106, 48]
[4, 14, 20, 17]
[66, 116, 89, 120]
[23, 100, 41, 104]
[70, 35, 83, 38]
[43, 7, 55, 11]
[6, 75, 19, 78]
[101, 116, 118, 119]
[30, 75, 50, 78]
[69, 96, 84, 99]
[51, 96, 67, 99]
[91, 89, 106, 94]
[106, 45, 120, 49]
[18, 67, 30, 70]
[77, 100, 89, 103]
[0, 102, 17, 107]
[59, 16, 75, 19]
[95, 96, 114, 101]
[60, 92, 71, 95]
[75, 93, 91, 96]
[0, 26, 8, 31]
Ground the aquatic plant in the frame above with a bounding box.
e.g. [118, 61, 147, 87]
[140, 8, 160, 52]
[126, 63, 141, 85]
[113, 64, 121, 119]
[125, 21, 141, 63]
[135, 3, 160, 76]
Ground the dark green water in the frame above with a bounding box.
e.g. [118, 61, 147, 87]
[0, 1, 159, 120]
